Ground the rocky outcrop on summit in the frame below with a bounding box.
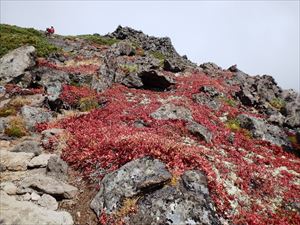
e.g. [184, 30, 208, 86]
[108, 26, 180, 58]
[108, 26, 196, 70]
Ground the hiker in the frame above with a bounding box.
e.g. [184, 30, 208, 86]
[45, 26, 55, 36]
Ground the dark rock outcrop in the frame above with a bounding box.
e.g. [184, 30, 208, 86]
[91, 157, 221, 225]
[237, 114, 290, 147]
[90, 157, 172, 216]
[186, 121, 213, 143]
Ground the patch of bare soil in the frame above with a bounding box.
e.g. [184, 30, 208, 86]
[60, 168, 99, 225]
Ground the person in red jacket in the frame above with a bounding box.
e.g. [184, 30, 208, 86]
[45, 26, 55, 36]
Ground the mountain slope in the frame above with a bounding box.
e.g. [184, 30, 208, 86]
[0, 24, 299, 225]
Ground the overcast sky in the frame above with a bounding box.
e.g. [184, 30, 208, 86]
[1, 1, 299, 92]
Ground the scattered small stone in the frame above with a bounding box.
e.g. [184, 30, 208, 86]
[21, 174, 78, 199]
[38, 194, 58, 210]
[0, 181, 17, 195]
[46, 155, 68, 181]
[31, 191, 41, 201]
[0, 191, 73, 225]
[28, 153, 55, 168]
[11, 140, 42, 156]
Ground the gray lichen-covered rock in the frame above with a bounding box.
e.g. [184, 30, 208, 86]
[129, 170, 221, 225]
[0, 191, 73, 225]
[11, 140, 42, 156]
[21, 106, 53, 130]
[193, 93, 221, 110]
[279, 89, 300, 128]
[21, 174, 78, 199]
[111, 41, 136, 56]
[0, 46, 36, 85]
[28, 153, 56, 168]
[90, 157, 172, 216]
[0, 150, 34, 171]
[41, 128, 64, 147]
[0, 181, 18, 195]
[237, 114, 290, 147]
[186, 121, 213, 143]
[38, 193, 59, 211]
[0, 117, 8, 133]
[46, 155, 69, 181]
[151, 103, 193, 121]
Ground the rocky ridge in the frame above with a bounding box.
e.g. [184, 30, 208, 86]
[0, 24, 299, 225]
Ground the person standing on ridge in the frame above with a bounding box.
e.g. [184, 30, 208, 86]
[45, 26, 55, 36]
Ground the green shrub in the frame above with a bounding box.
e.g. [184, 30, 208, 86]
[0, 24, 60, 57]
[5, 116, 27, 137]
[79, 97, 99, 112]
[77, 34, 119, 46]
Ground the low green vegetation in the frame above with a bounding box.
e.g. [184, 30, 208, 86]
[79, 97, 99, 112]
[77, 34, 119, 46]
[270, 97, 285, 110]
[0, 24, 60, 57]
[226, 118, 241, 132]
[150, 50, 166, 66]
[0, 97, 30, 117]
[119, 64, 138, 74]
[130, 41, 145, 56]
[220, 96, 237, 107]
[5, 116, 27, 138]
[0, 106, 16, 117]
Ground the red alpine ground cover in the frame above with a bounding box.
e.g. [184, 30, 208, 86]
[39, 71, 300, 224]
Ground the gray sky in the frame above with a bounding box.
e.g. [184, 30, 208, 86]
[1, 1, 299, 92]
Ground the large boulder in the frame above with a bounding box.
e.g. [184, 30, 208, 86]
[11, 140, 42, 156]
[237, 114, 290, 147]
[90, 157, 172, 216]
[186, 121, 213, 143]
[21, 106, 53, 130]
[0, 46, 36, 85]
[21, 174, 78, 199]
[151, 103, 193, 121]
[38, 193, 59, 211]
[90, 157, 221, 225]
[28, 153, 56, 168]
[0, 191, 73, 225]
[193, 93, 221, 110]
[46, 155, 69, 181]
[0, 150, 34, 171]
[129, 170, 221, 225]
[110, 41, 136, 56]
[163, 58, 183, 73]
[281, 89, 300, 128]
[234, 73, 283, 109]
